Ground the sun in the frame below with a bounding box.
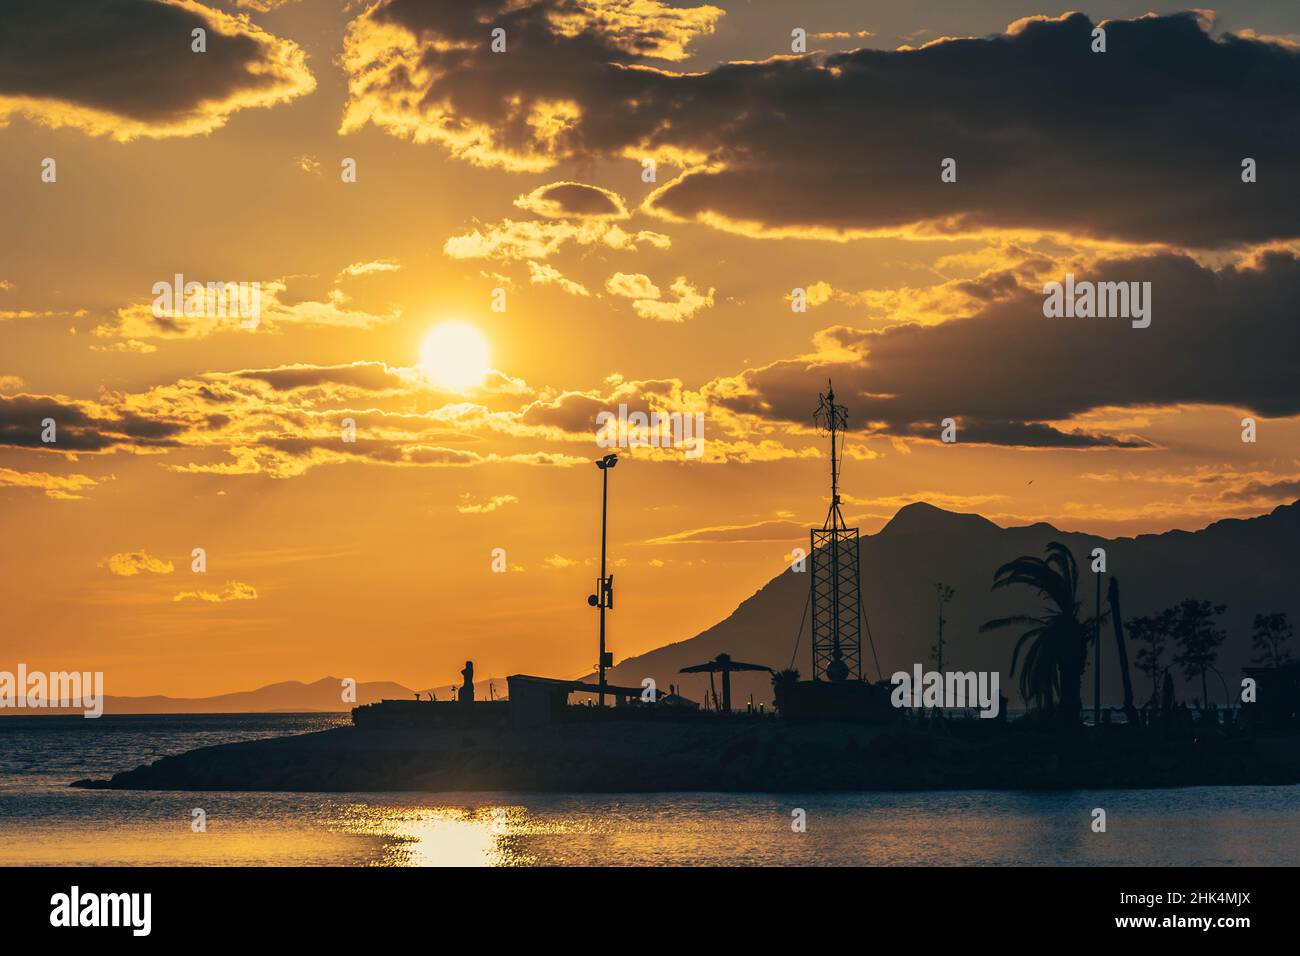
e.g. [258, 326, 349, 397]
[418, 322, 491, 391]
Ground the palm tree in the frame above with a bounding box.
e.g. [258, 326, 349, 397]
[980, 542, 1088, 728]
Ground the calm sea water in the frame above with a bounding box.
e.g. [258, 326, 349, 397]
[1, 714, 1296, 866]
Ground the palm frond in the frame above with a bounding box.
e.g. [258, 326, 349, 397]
[979, 614, 1043, 634]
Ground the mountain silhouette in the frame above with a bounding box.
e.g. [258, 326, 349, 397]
[3, 677, 415, 716]
[1, 676, 512, 715]
[600, 500, 1300, 710]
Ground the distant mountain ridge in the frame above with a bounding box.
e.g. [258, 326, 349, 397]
[0, 677, 411, 716]
[598, 500, 1300, 710]
[1, 674, 511, 716]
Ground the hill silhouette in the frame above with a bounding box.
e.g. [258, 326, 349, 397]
[598, 500, 1300, 710]
[0, 676, 514, 715]
[1, 677, 413, 716]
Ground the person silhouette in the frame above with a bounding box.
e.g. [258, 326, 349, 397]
[459, 661, 475, 703]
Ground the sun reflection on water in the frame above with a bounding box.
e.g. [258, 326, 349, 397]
[337, 805, 538, 867]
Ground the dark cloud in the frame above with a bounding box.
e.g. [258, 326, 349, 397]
[646, 13, 1300, 246]
[518, 379, 691, 436]
[1221, 478, 1300, 503]
[902, 420, 1149, 449]
[232, 363, 408, 392]
[344, 4, 1299, 246]
[0, 394, 184, 452]
[0, 374, 586, 478]
[708, 250, 1300, 447]
[0, 0, 314, 139]
[519, 392, 608, 434]
[515, 182, 628, 219]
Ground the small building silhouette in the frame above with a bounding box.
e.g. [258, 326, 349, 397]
[1242, 664, 1300, 729]
[506, 674, 645, 728]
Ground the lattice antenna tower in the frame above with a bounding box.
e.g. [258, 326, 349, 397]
[809, 380, 864, 682]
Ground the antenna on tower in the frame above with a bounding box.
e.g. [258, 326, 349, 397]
[814, 380, 849, 531]
[808, 379, 878, 683]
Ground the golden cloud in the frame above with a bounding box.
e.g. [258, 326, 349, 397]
[339, 0, 720, 168]
[443, 218, 669, 262]
[100, 550, 176, 576]
[0, 466, 102, 500]
[456, 493, 519, 514]
[608, 275, 714, 323]
[173, 580, 259, 603]
[94, 275, 401, 344]
[528, 261, 591, 297]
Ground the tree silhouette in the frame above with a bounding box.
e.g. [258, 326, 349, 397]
[1250, 612, 1296, 667]
[980, 542, 1087, 728]
[1171, 599, 1227, 707]
[1129, 608, 1175, 710]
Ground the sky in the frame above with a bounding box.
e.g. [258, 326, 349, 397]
[1, 0, 1299, 696]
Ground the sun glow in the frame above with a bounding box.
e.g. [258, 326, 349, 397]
[418, 322, 491, 391]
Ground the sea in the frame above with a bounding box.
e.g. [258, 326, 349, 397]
[1, 714, 1296, 866]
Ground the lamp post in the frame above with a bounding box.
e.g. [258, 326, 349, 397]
[588, 453, 618, 707]
[1094, 569, 1103, 726]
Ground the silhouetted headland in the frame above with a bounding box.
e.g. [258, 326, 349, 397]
[71, 702, 1300, 792]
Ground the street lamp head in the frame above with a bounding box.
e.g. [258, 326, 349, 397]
[595, 453, 619, 470]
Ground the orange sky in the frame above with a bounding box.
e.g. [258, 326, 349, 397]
[2, 0, 1299, 696]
